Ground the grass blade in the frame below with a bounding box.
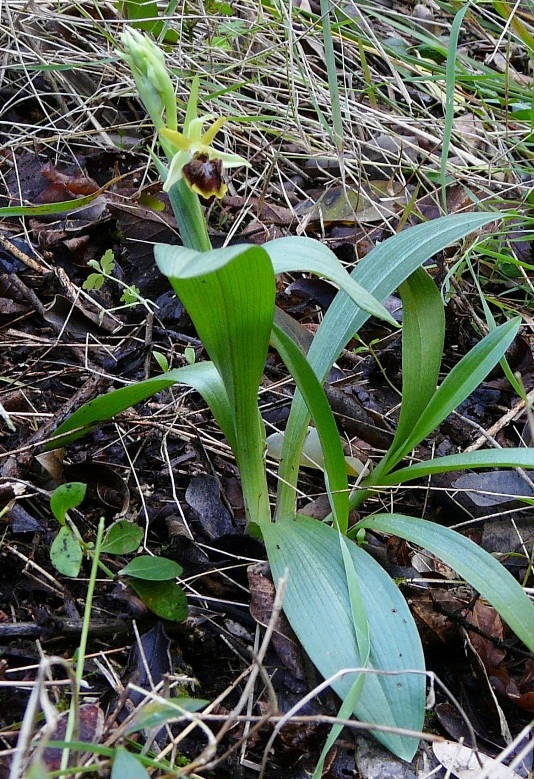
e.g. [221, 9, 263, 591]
[319, 0, 343, 152]
[440, 6, 470, 210]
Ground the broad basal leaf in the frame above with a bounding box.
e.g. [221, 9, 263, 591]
[156, 243, 275, 526]
[388, 267, 445, 462]
[275, 212, 501, 519]
[263, 516, 425, 760]
[357, 514, 534, 654]
[377, 447, 534, 486]
[307, 213, 501, 385]
[155, 244, 275, 413]
[47, 362, 234, 451]
[387, 317, 521, 467]
[270, 323, 349, 530]
[264, 236, 397, 326]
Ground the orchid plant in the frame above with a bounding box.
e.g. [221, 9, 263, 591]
[47, 31, 534, 768]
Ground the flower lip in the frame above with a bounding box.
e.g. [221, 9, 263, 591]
[182, 154, 226, 200]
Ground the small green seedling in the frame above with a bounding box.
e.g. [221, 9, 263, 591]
[83, 249, 151, 311]
[49, 482, 87, 578]
[49, 483, 187, 621]
[118, 556, 188, 621]
[184, 346, 196, 365]
[83, 248, 115, 292]
[49, 483, 144, 578]
[152, 351, 169, 372]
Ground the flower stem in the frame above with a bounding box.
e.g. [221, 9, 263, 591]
[168, 179, 212, 252]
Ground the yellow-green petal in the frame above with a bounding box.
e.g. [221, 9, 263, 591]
[186, 116, 210, 143]
[201, 116, 227, 146]
[209, 149, 251, 168]
[163, 150, 190, 192]
[160, 127, 191, 151]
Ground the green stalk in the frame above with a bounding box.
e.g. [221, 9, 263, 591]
[167, 180, 212, 252]
[234, 403, 272, 529]
[60, 517, 106, 772]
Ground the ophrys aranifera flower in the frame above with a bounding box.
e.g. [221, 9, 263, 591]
[160, 78, 249, 198]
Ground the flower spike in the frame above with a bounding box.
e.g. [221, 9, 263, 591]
[120, 29, 177, 132]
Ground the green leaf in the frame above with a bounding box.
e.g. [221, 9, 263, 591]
[0, 189, 110, 217]
[119, 0, 179, 43]
[50, 527, 83, 578]
[101, 520, 144, 555]
[82, 273, 105, 291]
[270, 323, 349, 530]
[99, 249, 115, 275]
[275, 212, 502, 520]
[273, 306, 315, 355]
[307, 214, 501, 387]
[119, 555, 183, 580]
[156, 243, 275, 526]
[111, 746, 150, 779]
[357, 514, 534, 654]
[440, 5, 470, 209]
[46, 362, 235, 451]
[264, 236, 397, 326]
[128, 579, 188, 621]
[126, 698, 208, 734]
[120, 285, 141, 305]
[152, 351, 169, 373]
[120, 0, 160, 22]
[50, 482, 87, 525]
[385, 317, 521, 468]
[377, 447, 534, 485]
[391, 268, 445, 453]
[263, 516, 425, 760]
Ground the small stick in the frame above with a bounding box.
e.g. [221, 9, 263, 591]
[464, 387, 534, 452]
